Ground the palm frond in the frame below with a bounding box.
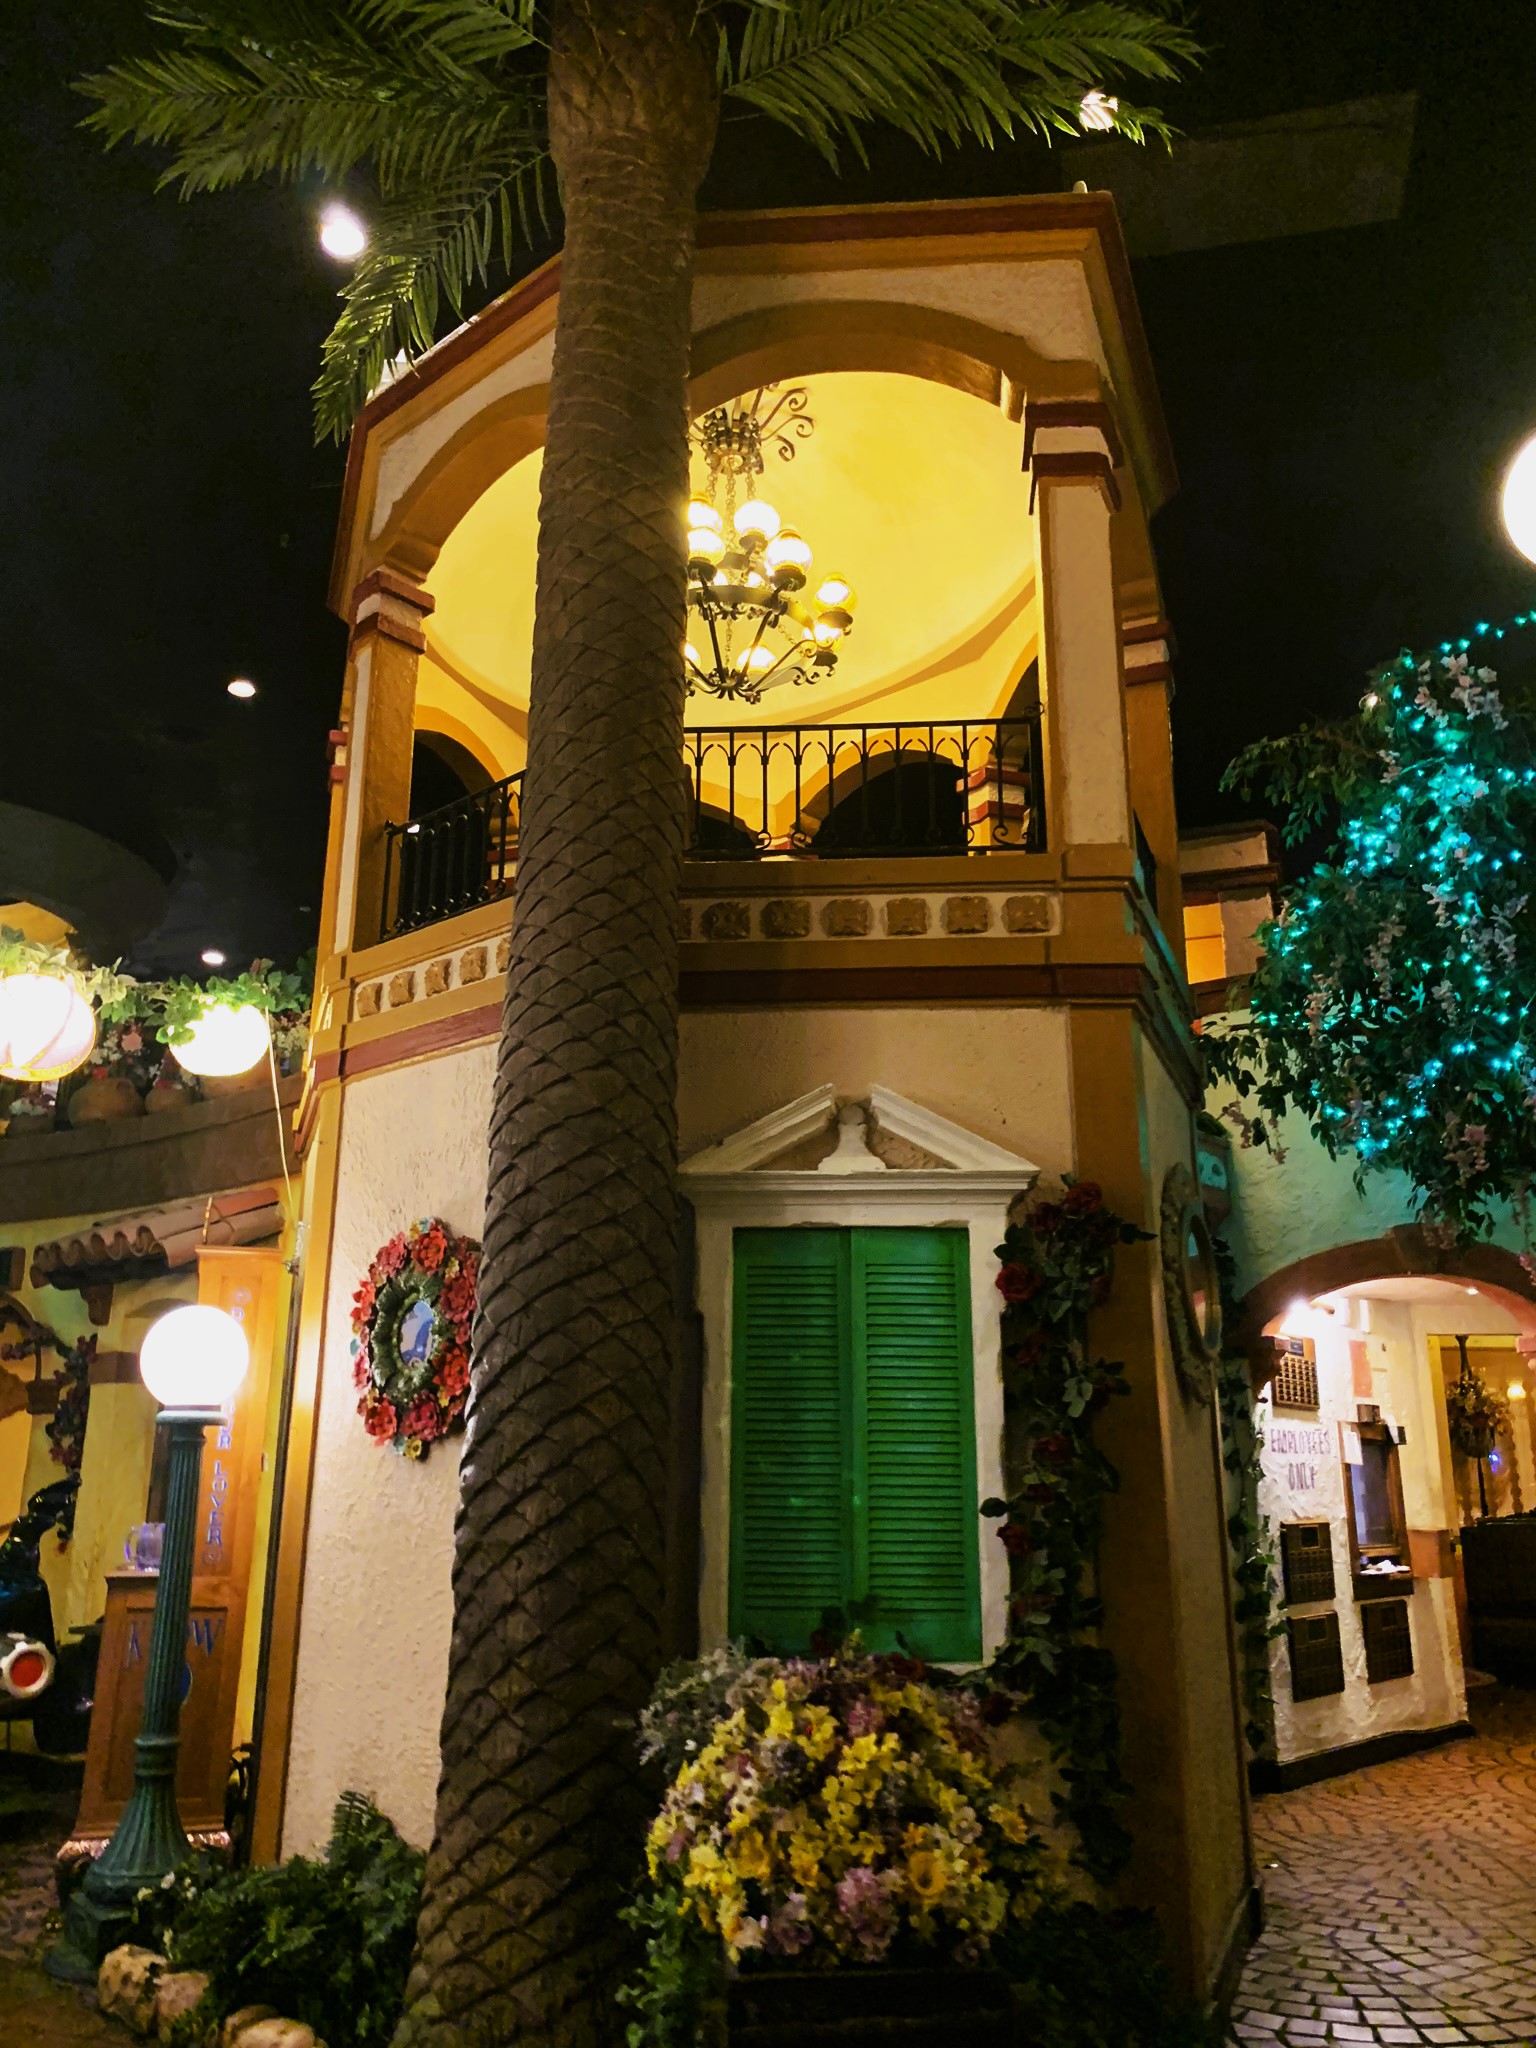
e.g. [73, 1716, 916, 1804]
[719, 0, 1197, 161]
[79, 1, 543, 196]
[312, 147, 553, 440]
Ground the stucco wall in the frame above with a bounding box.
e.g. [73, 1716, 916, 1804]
[282, 1044, 493, 1855]
[678, 1006, 1075, 1172]
[1262, 1295, 1470, 1764]
[1131, 1031, 1249, 1991]
[286, 1007, 1076, 1853]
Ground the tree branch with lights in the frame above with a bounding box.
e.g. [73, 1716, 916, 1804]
[1205, 646, 1536, 1243]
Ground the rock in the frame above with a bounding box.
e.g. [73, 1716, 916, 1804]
[155, 1969, 211, 2040]
[227, 2022, 322, 2048]
[97, 1945, 166, 2034]
[220, 2010, 278, 2047]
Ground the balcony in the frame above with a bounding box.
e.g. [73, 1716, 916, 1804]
[380, 716, 1045, 942]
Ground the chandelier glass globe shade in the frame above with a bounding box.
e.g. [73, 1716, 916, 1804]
[0, 974, 97, 1083]
[1502, 434, 1536, 565]
[174, 1002, 270, 1078]
[139, 1303, 249, 1410]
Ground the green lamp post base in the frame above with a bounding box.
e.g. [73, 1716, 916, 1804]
[45, 1411, 211, 1984]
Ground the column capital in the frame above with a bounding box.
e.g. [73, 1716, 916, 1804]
[1023, 398, 1122, 512]
[1122, 615, 1176, 690]
[349, 566, 436, 653]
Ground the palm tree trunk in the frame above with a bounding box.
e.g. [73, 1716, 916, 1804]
[393, 5, 715, 2043]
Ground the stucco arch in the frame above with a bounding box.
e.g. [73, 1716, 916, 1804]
[1240, 1230, 1536, 1367]
[358, 299, 1106, 599]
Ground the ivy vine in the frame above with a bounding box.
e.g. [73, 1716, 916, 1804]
[981, 1180, 1149, 1880]
[1211, 1241, 1280, 1758]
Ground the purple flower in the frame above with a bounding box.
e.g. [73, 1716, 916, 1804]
[845, 1697, 885, 1739]
[835, 1866, 900, 1958]
[766, 1892, 814, 1957]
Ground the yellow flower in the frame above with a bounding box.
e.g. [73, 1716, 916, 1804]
[907, 1849, 948, 1903]
[730, 1828, 772, 1881]
[988, 1802, 1032, 1846]
[789, 1838, 823, 1888]
[684, 1843, 724, 1891]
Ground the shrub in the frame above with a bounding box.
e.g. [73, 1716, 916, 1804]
[132, 1793, 424, 2048]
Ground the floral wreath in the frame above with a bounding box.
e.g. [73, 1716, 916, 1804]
[350, 1218, 478, 1458]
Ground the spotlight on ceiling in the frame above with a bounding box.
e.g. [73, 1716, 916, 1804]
[319, 202, 368, 261]
[200, 949, 227, 968]
[227, 677, 257, 700]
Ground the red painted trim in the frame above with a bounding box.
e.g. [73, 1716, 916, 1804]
[1028, 451, 1121, 513]
[1124, 660, 1173, 687]
[679, 964, 1144, 1006]
[1022, 398, 1124, 471]
[1122, 616, 1176, 649]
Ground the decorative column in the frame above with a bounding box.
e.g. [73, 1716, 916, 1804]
[47, 1412, 209, 1977]
[1121, 614, 1184, 951]
[334, 566, 435, 952]
[1023, 399, 1133, 854]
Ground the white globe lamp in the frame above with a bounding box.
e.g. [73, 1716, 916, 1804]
[1502, 433, 1536, 565]
[139, 1304, 249, 1412]
[0, 974, 98, 1083]
[173, 1002, 270, 1078]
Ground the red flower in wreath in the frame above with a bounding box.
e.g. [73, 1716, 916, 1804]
[999, 1522, 1035, 1558]
[440, 1268, 476, 1325]
[1061, 1180, 1103, 1216]
[1007, 1332, 1047, 1372]
[1034, 1433, 1073, 1464]
[352, 1218, 481, 1459]
[361, 1395, 398, 1442]
[402, 1393, 444, 1441]
[415, 1223, 450, 1275]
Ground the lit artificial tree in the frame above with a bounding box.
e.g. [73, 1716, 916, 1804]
[47, 1304, 249, 1980]
[1207, 639, 1536, 1241]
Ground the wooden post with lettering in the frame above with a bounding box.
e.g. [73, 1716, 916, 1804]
[61, 1248, 282, 1868]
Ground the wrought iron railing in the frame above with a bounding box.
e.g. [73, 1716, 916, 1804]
[379, 715, 1043, 940]
[382, 773, 522, 939]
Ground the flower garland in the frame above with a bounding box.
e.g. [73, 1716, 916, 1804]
[0, 1311, 93, 1542]
[983, 1180, 1147, 1881]
[1212, 1238, 1280, 1759]
[350, 1218, 478, 1458]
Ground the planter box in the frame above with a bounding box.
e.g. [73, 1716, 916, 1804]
[727, 1965, 1023, 2046]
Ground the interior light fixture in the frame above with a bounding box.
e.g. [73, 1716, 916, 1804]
[227, 677, 257, 700]
[319, 202, 368, 261]
[200, 949, 227, 968]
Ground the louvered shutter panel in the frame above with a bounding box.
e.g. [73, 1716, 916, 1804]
[853, 1228, 982, 1663]
[729, 1229, 850, 1650]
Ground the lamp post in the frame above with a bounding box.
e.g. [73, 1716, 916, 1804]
[48, 1304, 248, 1981]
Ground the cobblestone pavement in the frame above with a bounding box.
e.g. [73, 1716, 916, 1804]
[0, 1752, 122, 2046]
[1231, 1688, 1536, 2047]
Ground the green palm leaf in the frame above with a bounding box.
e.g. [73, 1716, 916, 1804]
[80, 0, 1197, 438]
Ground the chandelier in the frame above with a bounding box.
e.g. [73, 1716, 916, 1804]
[684, 385, 857, 703]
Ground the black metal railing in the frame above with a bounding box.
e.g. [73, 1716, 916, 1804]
[379, 714, 1043, 940]
[382, 772, 522, 939]
[684, 717, 1044, 863]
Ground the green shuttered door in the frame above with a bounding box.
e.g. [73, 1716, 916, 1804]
[729, 1226, 981, 1662]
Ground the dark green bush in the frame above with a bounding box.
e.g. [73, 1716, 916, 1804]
[131, 1792, 424, 2048]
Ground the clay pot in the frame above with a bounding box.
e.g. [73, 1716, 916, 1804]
[66, 1074, 145, 1125]
[146, 1065, 197, 1115]
[4, 1102, 53, 1138]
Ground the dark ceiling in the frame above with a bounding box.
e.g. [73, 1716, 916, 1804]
[4, 0, 1535, 972]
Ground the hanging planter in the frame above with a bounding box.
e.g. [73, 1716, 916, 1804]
[350, 1219, 479, 1459]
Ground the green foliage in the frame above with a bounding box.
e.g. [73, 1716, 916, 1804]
[618, 1888, 721, 2048]
[143, 960, 311, 1045]
[983, 1179, 1150, 1879]
[1206, 651, 1536, 1238]
[1212, 1242, 1279, 1756]
[79, 0, 1198, 439]
[996, 1899, 1223, 2048]
[130, 1792, 425, 2048]
[0, 926, 134, 1008]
